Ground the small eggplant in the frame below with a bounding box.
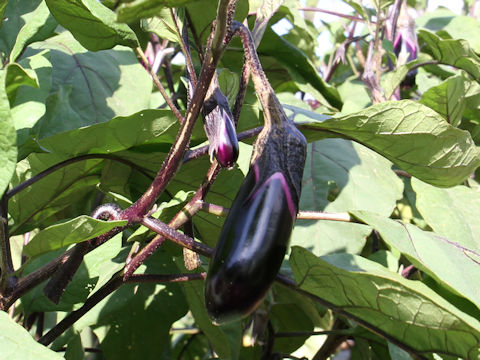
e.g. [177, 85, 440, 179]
[203, 87, 239, 168]
[392, 3, 418, 87]
[205, 122, 306, 324]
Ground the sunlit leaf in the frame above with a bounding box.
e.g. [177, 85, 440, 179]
[290, 246, 480, 359]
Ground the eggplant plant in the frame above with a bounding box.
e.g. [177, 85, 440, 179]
[1, 0, 480, 359]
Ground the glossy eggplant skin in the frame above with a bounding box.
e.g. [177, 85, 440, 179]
[205, 119, 306, 324]
[205, 165, 295, 324]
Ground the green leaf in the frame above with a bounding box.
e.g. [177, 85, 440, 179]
[21, 234, 125, 313]
[17, 33, 151, 143]
[218, 68, 240, 108]
[337, 78, 371, 114]
[270, 302, 314, 354]
[292, 138, 403, 256]
[9, 0, 57, 62]
[65, 334, 85, 360]
[117, 0, 201, 23]
[290, 246, 480, 359]
[12, 51, 52, 158]
[139, 8, 182, 44]
[68, 248, 188, 358]
[351, 210, 480, 311]
[45, 0, 139, 51]
[417, 8, 480, 53]
[82, 248, 188, 359]
[416, 7, 456, 32]
[9, 155, 103, 234]
[24, 215, 127, 258]
[259, 27, 342, 110]
[5, 63, 38, 105]
[91, 282, 188, 359]
[0, 0, 45, 57]
[389, 342, 413, 360]
[418, 29, 480, 82]
[0, 311, 64, 360]
[39, 109, 179, 156]
[0, 70, 17, 197]
[182, 279, 242, 359]
[295, 100, 480, 187]
[419, 74, 466, 127]
[411, 178, 480, 250]
[252, 0, 284, 47]
[381, 56, 429, 100]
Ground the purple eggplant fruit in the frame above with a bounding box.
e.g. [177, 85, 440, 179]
[205, 121, 306, 324]
[392, 3, 418, 87]
[205, 21, 307, 324]
[203, 87, 239, 168]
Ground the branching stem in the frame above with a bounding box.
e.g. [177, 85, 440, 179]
[122, 0, 236, 225]
[136, 46, 184, 124]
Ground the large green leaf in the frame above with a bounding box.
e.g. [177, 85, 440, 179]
[292, 138, 403, 256]
[24, 215, 127, 258]
[45, 0, 138, 51]
[0, 70, 17, 197]
[9, 0, 57, 62]
[22, 32, 151, 141]
[9, 155, 103, 234]
[70, 248, 189, 358]
[12, 50, 52, 158]
[419, 29, 480, 82]
[351, 210, 480, 311]
[0, 311, 64, 360]
[259, 27, 342, 110]
[21, 234, 125, 313]
[295, 100, 480, 187]
[411, 178, 480, 250]
[117, 0, 201, 23]
[417, 8, 480, 53]
[38, 109, 179, 156]
[290, 246, 480, 359]
[419, 74, 466, 127]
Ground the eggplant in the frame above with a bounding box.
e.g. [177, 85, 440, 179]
[203, 87, 239, 168]
[392, 2, 418, 87]
[205, 22, 307, 324]
[205, 122, 306, 324]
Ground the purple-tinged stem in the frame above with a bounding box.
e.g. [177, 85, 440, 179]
[141, 217, 213, 257]
[123, 162, 220, 279]
[38, 271, 206, 346]
[136, 47, 184, 124]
